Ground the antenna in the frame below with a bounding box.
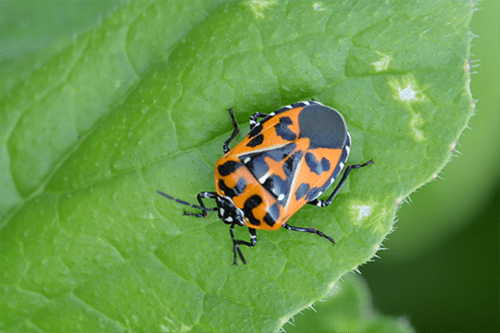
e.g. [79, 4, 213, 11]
[157, 191, 217, 212]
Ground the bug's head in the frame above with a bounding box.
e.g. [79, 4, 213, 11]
[216, 196, 246, 226]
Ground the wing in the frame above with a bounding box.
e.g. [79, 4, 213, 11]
[228, 102, 350, 223]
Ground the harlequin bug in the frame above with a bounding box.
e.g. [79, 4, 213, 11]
[158, 101, 373, 265]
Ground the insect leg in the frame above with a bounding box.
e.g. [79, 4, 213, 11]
[308, 159, 374, 208]
[282, 223, 335, 244]
[157, 190, 217, 218]
[223, 108, 240, 153]
[229, 226, 257, 265]
[177, 191, 218, 217]
[249, 112, 269, 129]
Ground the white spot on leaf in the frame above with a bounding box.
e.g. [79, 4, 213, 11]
[389, 77, 427, 141]
[389, 76, 423, 103]
[372, 52, 391, 71]
[313, 2, 325, 11]
[398, 85, 417, 101]
[355, 205, 372, 221]
[246, 0, 276, 19]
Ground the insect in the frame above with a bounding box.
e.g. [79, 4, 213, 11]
[158, 100, 373, 265]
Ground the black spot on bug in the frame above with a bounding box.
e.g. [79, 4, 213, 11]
[243, 195, 263, 226]
[321, 157, 331, 172]
[218, 178, 247, 198]
[282, 150, 303, 178]
[305, 152, 331, 175]
[265, 143, 296, 162]
[298, 104, 348, 149]
[306, 187, 321, 201]
[275, 117, 297, 141]
[218, 160, 242, 176]
[262, 149, 303, 201]
[239, 143, 296, 182]
[295, 183, 310, 201]
[240, 154, 269, 180]
[248, 124, 263, 138]
[218, 179, 231, 194]
[263, 203, 280, 227]
[247, 134, 264, 147]
[264, 175, 288, 201]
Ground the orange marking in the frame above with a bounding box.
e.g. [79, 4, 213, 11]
[263, 156, 287, 180]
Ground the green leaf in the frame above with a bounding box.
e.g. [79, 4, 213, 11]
[0, 0, 474, 332]
[286, 274, 415, 333]
[0, 0, 123, 97]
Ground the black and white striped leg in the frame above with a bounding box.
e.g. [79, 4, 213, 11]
[282, 223, 335, 244]
[157, 191, 218, 216]
[308, 159, 374, 208]
[223, 108, 240, 154]
[229, 225, 257, 265]
[249, 112, 269, 129]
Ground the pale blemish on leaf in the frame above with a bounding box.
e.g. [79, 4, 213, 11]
[410, 113, 425, 142]
[389, 76, 424, 103]
[398, 84, 418, 101]
[389, 77, 426, 141]
[372, 52, 391, 71]
[313, 2, 326, 11]
[353, 205, 372, 221]
[246, 0, 276, 19]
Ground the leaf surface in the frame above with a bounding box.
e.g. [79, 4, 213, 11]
[0, 1, 474, 331]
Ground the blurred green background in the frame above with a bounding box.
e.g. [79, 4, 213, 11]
[289, 1, 500, 332]
[1, 1, 498, 332]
